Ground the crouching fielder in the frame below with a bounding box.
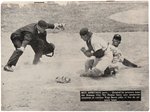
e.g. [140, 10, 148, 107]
[79, 30, 141, 77]
[79, 28, 113, 77]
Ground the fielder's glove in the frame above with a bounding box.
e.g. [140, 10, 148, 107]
[55, 76, 71, 83]
[80, 47, 86, 52]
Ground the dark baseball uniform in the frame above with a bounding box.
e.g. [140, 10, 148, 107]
[6, 23, 55, 66]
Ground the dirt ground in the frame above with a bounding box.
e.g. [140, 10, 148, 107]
[1, 31, 149, 111]
[1, 2, 149, 111]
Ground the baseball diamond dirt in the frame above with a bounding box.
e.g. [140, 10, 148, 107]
[1, 1, 149, 111]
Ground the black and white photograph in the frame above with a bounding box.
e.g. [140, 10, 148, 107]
[1, 0, 149, 111]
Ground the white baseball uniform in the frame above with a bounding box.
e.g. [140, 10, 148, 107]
[84, 34, 125, 74]
[85, 34, 113, 73]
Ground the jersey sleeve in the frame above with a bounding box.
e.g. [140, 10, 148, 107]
[47, 23, 55, 29]
[22, 33, 32, 47]
[24, 33, 32, 41]
[122, 58, 138, 67]
[91, 35, 108, 51]
[109, 45, 124, 63]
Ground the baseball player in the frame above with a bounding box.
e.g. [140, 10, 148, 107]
[103, 34, 141, 76]
[79, 28, 113, 77]
[79, 28, 140, 77]
[4, 20, 64, 72]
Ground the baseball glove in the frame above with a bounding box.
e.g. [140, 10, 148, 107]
[55, 76, 71, 83]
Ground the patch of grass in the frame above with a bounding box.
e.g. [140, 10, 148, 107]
[1, 1, 148, 33]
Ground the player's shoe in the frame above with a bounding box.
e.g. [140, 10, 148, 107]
[4, 65, 14, 72]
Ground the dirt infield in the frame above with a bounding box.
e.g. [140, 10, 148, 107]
[1, 1, 148, 111]
[1, 32, 148, 111]
[109, 8, 148, 24]
[1, 2, 148, 33]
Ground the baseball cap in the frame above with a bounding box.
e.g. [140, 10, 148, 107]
[80, 28, 89, 36]
[113, 34, 121, 41]
[37, 20, 48, 29]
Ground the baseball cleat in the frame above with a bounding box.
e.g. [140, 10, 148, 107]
[4, 65, 14, 72]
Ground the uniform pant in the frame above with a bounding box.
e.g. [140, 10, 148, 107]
[6, 34, 45, 67]
[85, 51, 113, 75]
[6, 38, 23, 67]
[31, 31, 54, 64]
[30, 39, 44, 64]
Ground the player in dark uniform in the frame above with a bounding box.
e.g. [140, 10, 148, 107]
[4, 20, 64, 72]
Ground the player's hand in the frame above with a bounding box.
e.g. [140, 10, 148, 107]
[17, 47, 25, 52]
[81, 47, 86, 53]
[54, 23, 65, 30]
[84, 51, 93, 57]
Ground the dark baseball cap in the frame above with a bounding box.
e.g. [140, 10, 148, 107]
[37, 20, 48, 29]
[113, 34, 121, 41]
[80, 28, 89, 36]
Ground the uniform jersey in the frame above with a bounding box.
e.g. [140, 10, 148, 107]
[84, 34, 124, 73]
[84, 34, 112, 72]
[91, 34, 108, 51]
[12, 23, 55, 43]
[85, 34, 110, 54]
[108, 44, 124, 64]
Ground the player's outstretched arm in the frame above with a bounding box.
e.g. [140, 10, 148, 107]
[122, 58, 141, 68]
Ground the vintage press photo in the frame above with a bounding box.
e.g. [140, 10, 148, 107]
[1, 0, 149, 111]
